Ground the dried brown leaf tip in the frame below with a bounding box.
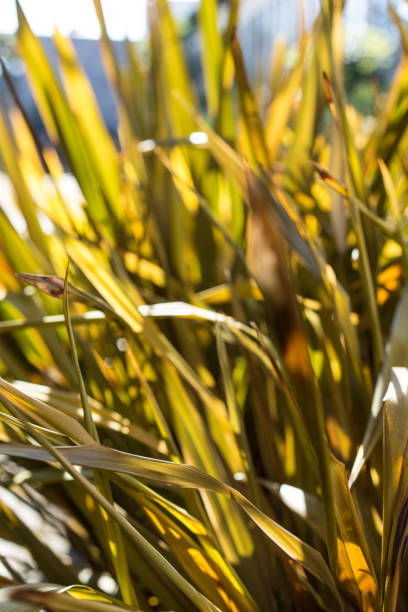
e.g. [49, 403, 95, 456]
[15, 273, 65, 297]
[322, 71, 338, 122]
[311, 161, 348, 197]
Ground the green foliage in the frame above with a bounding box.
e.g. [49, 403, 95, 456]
[1, 1, 408, 611]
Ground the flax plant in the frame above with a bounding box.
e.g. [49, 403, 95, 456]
[0, 1, 408, 611]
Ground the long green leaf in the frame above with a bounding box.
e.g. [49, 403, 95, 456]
[0, 442, 343, 607]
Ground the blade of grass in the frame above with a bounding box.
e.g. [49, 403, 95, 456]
[198, 0, 223, 118]
[378, 159, 408, 277]
[0, 377, 94, 445]
[0, 400, 222, 612]
[349, 287, 408, 487]
[382, 368, 408, 611]
[264, 34, 309, 161]
[16, 2, 113, 238]
[322, 71, 384, 372]
[6, 586, 138, 611]
[11, 380, 166, 454]
[0, 441, 343, 608]
[53, 30, 122, 224]
[215, 324, 260, 505]
[0, 101, 49, 262]
[62, 265, 139, 607]
[312, 161, 396, 236]
[0, 311, 106, 334]
[231, 34, 269, 168]
[330, 455, 378, 610]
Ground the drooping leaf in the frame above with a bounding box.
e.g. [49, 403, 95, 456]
[0, 442, 342, 607]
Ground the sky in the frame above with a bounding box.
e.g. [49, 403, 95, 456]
[0, 0, 196, 41]
[1, 1, 408, 41]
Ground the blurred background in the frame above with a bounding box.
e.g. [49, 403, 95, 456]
[0, 0, 404, 236]
[0, 0, 406, 137]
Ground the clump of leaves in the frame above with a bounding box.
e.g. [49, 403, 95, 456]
[1, 1, 408, 611]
